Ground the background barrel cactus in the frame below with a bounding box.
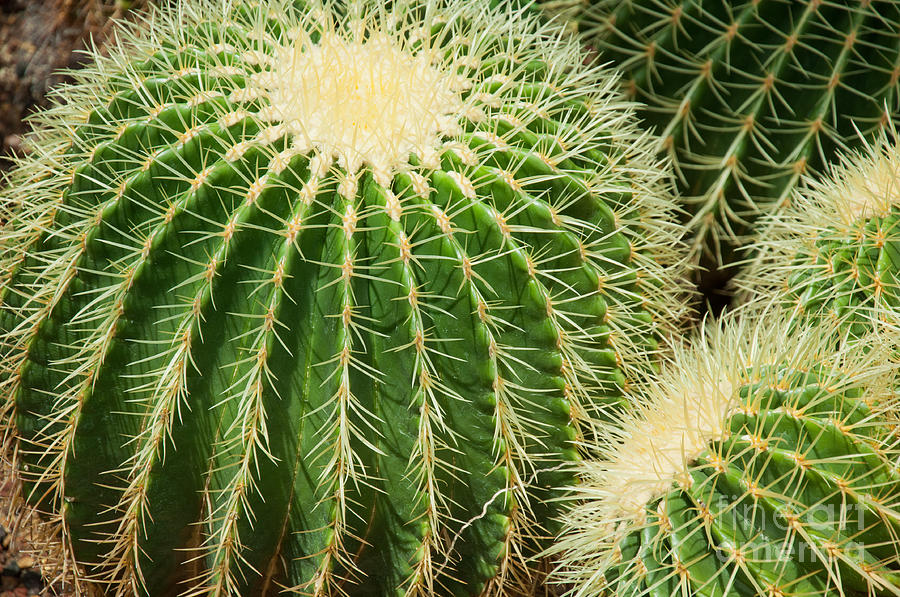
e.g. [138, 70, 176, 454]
[552, 309, 900, 597]
[580, 0, 900, 304]
[0, 0, 687, 594]
[735, 134, 900, 338]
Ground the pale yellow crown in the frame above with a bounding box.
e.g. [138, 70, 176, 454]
[252, 28, 466, 180]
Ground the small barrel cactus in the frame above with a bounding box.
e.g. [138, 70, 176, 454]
[0, 0, 686, 595]
[736, 134, 900, 337]
[581, 0, 900, 291]
[552, 309, 900, 597]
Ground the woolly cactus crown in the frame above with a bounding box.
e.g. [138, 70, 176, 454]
[0, 0, 686, 595]
[553, 309, 900, 597]
[736, 133, 900, 335]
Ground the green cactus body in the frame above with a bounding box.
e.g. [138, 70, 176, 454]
[0, 0, 684, 595]
[581, 0, 900, 289]
[737, 137, 900, 336]
[553, 312, 900, 597]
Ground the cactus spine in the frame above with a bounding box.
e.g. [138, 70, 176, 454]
[581, 0, 900, 291]
[0, 0, 686, 594]
[552, 310, 900, 597]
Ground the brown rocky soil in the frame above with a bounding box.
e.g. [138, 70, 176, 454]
[0, 0, 154, 169]
[0, 474, 58, 596]
[0, 525, 45, 596]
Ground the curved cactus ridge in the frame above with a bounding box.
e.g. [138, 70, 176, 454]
[552, 308, 900, 597]
[580, 0, 900, 288]
[0, 0, 687, 595]
[735, 133, 900, 337]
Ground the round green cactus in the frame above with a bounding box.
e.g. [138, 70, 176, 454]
[0, 0, 686, 594]
[552, 310, 900, 597]
[736, 134, 900, 337]
[580, 0, 900, 294]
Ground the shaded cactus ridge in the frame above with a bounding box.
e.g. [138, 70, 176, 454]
[736, 134, 900, 337]
[581, 0, 900, 278]
[552, 309, 900, 597]
[0, 0, 687, 594]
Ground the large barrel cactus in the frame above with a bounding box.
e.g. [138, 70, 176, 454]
[736, 135, 900, 337]
[581, 0, 900, 293]
[0, 0, 686, 594]
[552, 310, 900, 597]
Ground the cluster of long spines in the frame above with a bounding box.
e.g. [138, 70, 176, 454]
[734, 132, 900, 336]
[580, 0, 900, 269]
[0, 0, 687, 595]
[552, 309, 900, 597]
[536, 0, 584, 34]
